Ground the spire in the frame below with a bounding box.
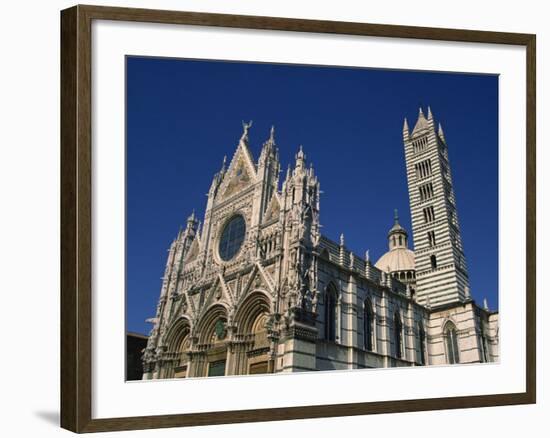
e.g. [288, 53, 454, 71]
[186, 210, 198, 229]
[403, 118, 410, 139]
[394, 208, 399, 225]
[339, 233, 345, 266]
[427, 106, 435, 130]
[259, 125, 278, 167]
[364, 250, 372, 278]
[438, 122, 446, 142]
[483, 298, 489, 311]
[295, 145, 306, 170]
[403, 117, 410, 141]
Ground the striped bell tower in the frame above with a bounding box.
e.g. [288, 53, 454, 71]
[403, 107, 470, 307]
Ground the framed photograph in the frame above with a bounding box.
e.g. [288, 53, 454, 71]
[60, 4, 536, 433]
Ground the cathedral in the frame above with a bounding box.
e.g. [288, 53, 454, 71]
[141, 108, 499, 379]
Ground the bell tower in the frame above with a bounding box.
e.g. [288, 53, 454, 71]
[403, 107, 470, 307]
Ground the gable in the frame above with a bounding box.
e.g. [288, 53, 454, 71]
[222, 156, 252, 198]
[218, 142, 257, 200]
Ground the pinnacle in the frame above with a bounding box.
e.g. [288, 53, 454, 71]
[438, 122, 445, 139]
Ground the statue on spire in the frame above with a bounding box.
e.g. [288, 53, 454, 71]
[240, 120, 253, 142]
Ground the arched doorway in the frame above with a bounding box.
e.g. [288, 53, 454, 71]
[233, 291, 273, 375]
[163, 317, 192, 378]
[194, 305, 229, 377]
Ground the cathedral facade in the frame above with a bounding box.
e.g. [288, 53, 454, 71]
[141, 109, 499, 379]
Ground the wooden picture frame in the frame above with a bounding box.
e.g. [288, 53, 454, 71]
[60, 4, 536, 433]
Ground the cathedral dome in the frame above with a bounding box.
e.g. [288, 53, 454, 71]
[375, 246, 416, 273]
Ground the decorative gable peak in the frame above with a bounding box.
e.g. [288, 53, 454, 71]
[217, 122, 259, 200]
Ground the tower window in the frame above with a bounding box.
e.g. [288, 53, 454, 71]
[413, 136, 429, 153]
[419, 182, 434, 201]
[427, 231, 436, 247]
[415, 159, 432, 179]
[430, 254, 437, 269]
[423, 206, 435, 223]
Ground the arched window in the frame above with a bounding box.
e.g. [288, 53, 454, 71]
[394, 312, 403, 359]
[444, 322, 460, 364]
[364, 299, 374, 351]
[418, 322, 426, 365]
[325, 286, 338, 342]
[399, 235, 403, 246]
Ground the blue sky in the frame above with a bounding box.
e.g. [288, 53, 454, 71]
[126, 57, 498, 336]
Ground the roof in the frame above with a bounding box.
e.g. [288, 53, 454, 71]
[374, 247, 416, 273]
[412, 107, 430, 136]
[389, 221, 407, 236]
